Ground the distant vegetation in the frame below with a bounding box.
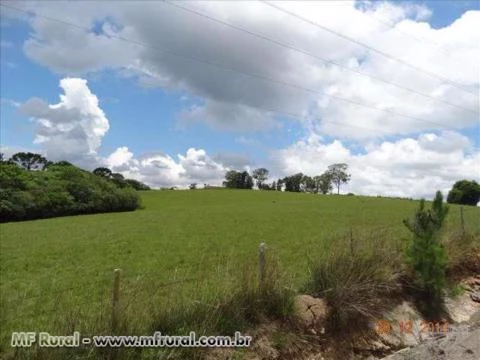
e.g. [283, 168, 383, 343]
[223, 163, 351, 194]
[447, 179, 480, 206]
[0, 152, 148, 222]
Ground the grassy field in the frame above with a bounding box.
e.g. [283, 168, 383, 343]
[1, 189, 479, 356]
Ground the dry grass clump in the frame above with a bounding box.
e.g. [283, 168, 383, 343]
[304, 231, 403, 333]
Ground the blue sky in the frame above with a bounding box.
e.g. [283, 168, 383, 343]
[1, 0, 479, 196]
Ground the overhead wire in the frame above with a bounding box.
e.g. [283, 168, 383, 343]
[260, 0, 478, 96]
[1, 3, 477, 137]
[164, 0, 478, 114]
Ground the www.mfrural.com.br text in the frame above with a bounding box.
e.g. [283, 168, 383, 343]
[11, 331, 252, 348]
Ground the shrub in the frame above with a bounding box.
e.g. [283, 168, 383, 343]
[0, 162, 141, 222]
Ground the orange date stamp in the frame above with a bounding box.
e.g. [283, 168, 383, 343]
[375, 319, 450, 335]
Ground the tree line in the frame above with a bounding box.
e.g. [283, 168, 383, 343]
[220, 163, 480, 206]
[0, 152, 149, 222]
[222, 163, 352, 194]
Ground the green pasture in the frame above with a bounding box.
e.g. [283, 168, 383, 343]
[1, 190, 478, 355]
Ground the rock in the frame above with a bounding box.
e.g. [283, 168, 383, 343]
[380, 328, 480, 360]
[376, 301, 422, 349]
[445, 290, 480, 323]
[471, 292, 480, 303]
[294, 295, 328, 332]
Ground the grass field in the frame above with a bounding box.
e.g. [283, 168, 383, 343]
[1, 189, 479, 357]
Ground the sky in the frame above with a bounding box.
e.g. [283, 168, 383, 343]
[1, 0, 479, 198]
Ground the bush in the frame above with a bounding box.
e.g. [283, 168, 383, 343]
[0, 162, 141, 222]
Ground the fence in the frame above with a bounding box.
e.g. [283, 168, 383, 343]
[1, 243, 271, 335]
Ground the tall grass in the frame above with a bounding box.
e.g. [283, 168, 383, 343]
[304, 231, 403, 333]
[148, 254, 294, 359]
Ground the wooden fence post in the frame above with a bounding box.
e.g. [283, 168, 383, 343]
[259, 242, 266, 285]
[111, 268, 121, 334]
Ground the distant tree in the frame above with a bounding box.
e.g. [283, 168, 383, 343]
[93, 167, 112, 178]
[271, 181, 277, 191]
[110, 173, 128, 188]
[283, 173, 304, 192]
[447, 180, 480, 206]
[224, 170, 239, 188]
[326, 163, 351, 194]
[241, 171, 254, 189]
[43, 160, 54, 170]
[125, 179, 150, 191]
[0, 153, 14, 165]
[252, 168, 269, 189]
[10, 152, 48, 170]
[223, 170, 253, 189]
[189, 183, 197, 190]
[314, 173, 333, 194]
[276, 179, 283, 191]
[301, 175, 316, 193]
[55, 161, 74, 167]
[111, 173, 124, 181]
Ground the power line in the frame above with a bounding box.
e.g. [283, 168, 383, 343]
[0, 3, 475, 135]
[361, 8, 478, 52]
[163, 0, 477, 115]
[260, 0, 478, 96]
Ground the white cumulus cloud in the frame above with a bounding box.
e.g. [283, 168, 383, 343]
[6, 0, 478, 135]
[20, 78, 109, 168]
[271, 131, 480, 199]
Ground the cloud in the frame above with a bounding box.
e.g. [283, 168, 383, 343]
[8, 0, 478, 135]
[19, 78, 109, 168]
[271, 131, 480, 198]
[15, 78, 229, 187]
[7, 76, 479, 197]
[212, 152, 251, 169]
[1, 98, 21, 108]
[105, 147, 229, 188]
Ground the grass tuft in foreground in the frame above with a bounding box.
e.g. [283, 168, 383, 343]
[304, 231, 403, 334]
[148, 255, 294, 359]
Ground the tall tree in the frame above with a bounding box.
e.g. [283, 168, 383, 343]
[314, 173, 333, 194]
[283, 173, 304, 192]
[223, 170, 238, 188]
[252, 168, 269, 189]
[223, 170, 253, 189]
[240, 171, 254, 189]
[326, 163, 351, 195]
[10, 152, 48, 170]
[301, 175, 316, 193]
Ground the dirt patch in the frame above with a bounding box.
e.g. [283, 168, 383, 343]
[204, 276, 480, 360]
[294, 295, 328, 334]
